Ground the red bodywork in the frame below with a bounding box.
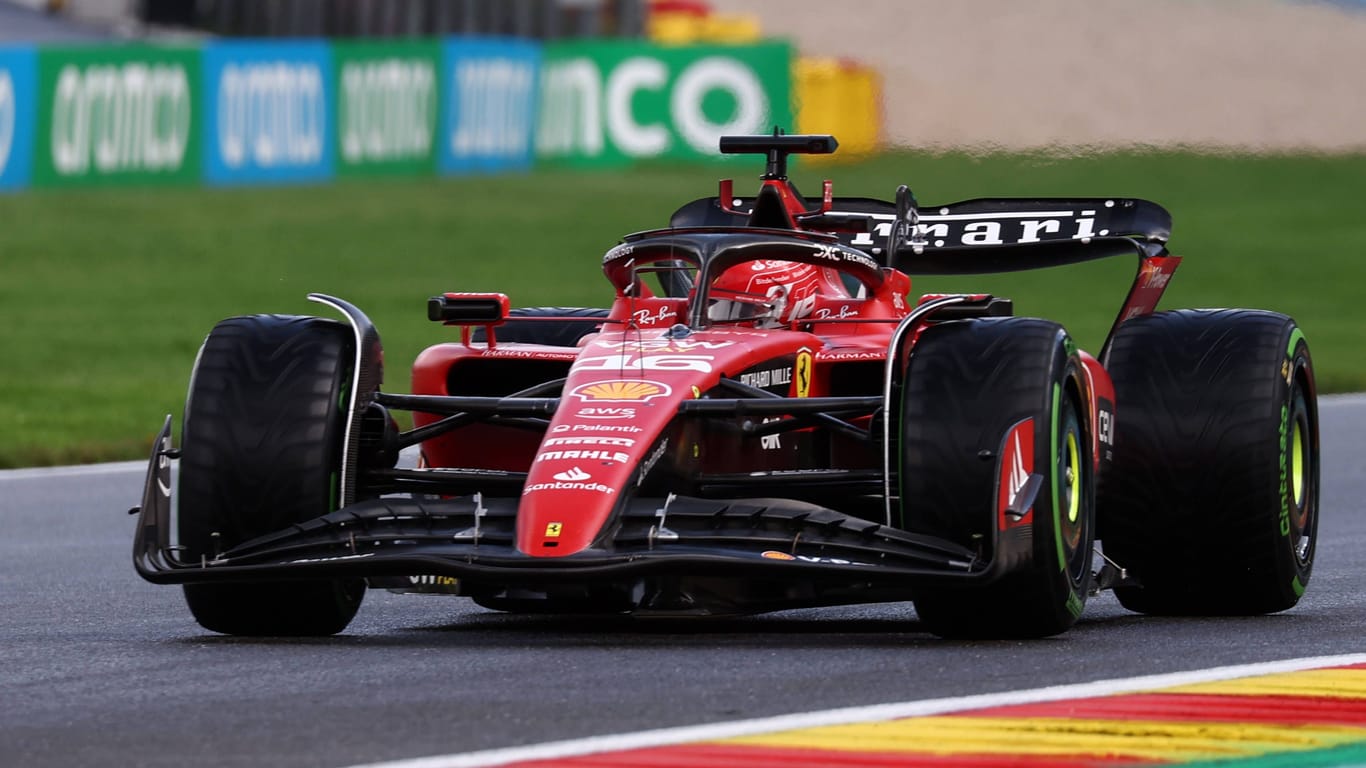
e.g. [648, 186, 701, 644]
[133, 132, 1186, 624]
[411, 166, 1163, 560]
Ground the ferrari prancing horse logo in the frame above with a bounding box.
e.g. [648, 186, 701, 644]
[544, 522, 563, 538]
[795, 350, 813, 398]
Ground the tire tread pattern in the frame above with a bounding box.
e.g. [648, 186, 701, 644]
[177, 315, 364, 635]
[1099, 309, 1313, 615]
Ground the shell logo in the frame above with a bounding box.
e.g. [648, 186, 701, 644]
[571, 380, 672, 402]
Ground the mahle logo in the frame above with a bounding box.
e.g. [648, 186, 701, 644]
[50, 62, 191, 175]
[340, 58, 434, 163]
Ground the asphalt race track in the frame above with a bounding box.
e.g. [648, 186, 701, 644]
[1, 396, 1363, 768]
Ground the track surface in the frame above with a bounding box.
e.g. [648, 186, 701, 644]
[2, 396, 1363, 768]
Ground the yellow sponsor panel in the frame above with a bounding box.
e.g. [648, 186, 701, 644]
[648, 5, 761, 45]
[795, 57, 882, 161]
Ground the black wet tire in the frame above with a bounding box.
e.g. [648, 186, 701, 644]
[1098, 309, 1318, 615]
[178, 315, 365, 636]
[901, 318, 1094, 639]
[471, 307, 609, 346]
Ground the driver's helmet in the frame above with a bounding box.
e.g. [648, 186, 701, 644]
[707, 259, 850, 328]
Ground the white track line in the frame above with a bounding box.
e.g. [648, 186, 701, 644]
[345, 653, 1366, 768]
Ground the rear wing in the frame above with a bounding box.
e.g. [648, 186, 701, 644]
[685, 132, 1180, 352]
[669, 190, 1179, 355]
[671, 194, 1172, 267]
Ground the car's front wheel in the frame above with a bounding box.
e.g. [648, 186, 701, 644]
[177, 315, 365, 636]
[900, 318, 1094, 639]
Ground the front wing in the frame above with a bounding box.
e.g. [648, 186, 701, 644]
[132, 420, 1006, 614]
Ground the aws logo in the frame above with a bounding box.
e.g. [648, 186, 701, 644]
[570, 380, 672, 402]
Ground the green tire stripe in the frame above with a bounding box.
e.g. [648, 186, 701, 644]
[1051, 381, 1063, 570]
[1286, 326, 1305, 358]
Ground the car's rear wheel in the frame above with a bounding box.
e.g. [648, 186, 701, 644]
[900, 318, 1094, 639]
[1098, 309, 1318, 615]
[178, 315, 365, 636]
[471, 307, 609, 346]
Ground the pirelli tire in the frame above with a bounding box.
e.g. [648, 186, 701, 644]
[1098, 309, 1318, 615]
[900, 318, 1095, 639]
[177, 315, 366, 636]
[471, 307, 610, 346]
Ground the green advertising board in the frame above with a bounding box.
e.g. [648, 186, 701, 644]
[332, 40, 440, 176]
[537, 40, 791, 167]
[33, 45, 200, 187]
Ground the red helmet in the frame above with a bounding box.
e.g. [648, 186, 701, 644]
[707, 259, 851, 327]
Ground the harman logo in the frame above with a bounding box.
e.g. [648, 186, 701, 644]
[553, 466, 591, 481]
[571, 380, 672, 402]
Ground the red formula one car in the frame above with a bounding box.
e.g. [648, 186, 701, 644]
[132, 133, 1319, 638]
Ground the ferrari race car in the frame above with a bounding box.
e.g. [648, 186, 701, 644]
[132, 133, 1319, 639]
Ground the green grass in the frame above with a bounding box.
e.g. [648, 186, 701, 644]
[2, 150, 1364, 467]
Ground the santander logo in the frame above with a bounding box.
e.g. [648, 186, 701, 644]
[553, 466, 591, 482]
